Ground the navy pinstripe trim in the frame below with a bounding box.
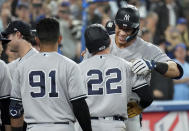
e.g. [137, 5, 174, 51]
[0, 95, 10, 99]
[70, 94, 87, 102]
[135, 65, 146, 73]
[10, 97, 22, 101]
[132, 83, 148, 91]
[133, 61, 141, 67]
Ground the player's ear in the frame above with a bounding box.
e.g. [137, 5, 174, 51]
[16, 31, 22, 39]
[58, 35, 62, 45]
[35, 37, 40, 45]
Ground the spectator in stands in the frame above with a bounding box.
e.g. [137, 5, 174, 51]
[0, 8, 11, 32]
[145, 12, 158, 43]
[15, 2, 30, 23]
[154, 0, 183, 44]
[176, 18, 189, 47]
[30, 0, 46, 29]
[165, 26, 182, 58]
[151, 38, 174, 100]
[48, 0, 58, 17]
[69, 0, 82, 20]
[87, 3, 102, 25]
[140, 28, 152, 42]
[58, 1, 81, 61]
[173, 43, 189, 100]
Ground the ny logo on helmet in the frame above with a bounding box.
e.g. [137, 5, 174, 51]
[124, 14, 130, 21]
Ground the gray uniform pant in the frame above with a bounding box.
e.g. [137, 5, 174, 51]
[75, 118, 126, 131]
[27, 122, 75, 131]
[126, 115, 141, 131]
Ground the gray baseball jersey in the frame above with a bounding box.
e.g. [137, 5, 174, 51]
[110, 35, 171, 100]
[109, 35, 170, 63]
[8, 48, 38, 79]
[11, 52, 86, 124]
[0, 60, 12, 124]
[83, 35, 171, 101]
[79, 54, 147, 118]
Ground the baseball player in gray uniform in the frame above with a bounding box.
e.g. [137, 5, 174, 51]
[0, 34, 12, 131]
[0, 60, 12, 131]
[9, 18, 92, 131]
[78, 24, 153, 131]
[84, 5, 183, 131]
[2, 20, 38, 79]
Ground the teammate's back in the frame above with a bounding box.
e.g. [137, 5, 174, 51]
[79, 54, 135, 118]
[14, 52, 84, 123]
[10, 18, 92, 131]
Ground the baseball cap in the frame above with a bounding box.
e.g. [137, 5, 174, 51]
[177, 18, 187, 25]
[17, 2, 29, 9]
[61, 1, 70, 7]
[0, 33, 11, 44]
[174, 43, 187, 50]
[2, 21, 31, 37]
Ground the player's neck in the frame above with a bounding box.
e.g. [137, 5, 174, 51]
[39, 43, 58, 52]
[94, 48, 110, 55]
[18, 42, 32, 58]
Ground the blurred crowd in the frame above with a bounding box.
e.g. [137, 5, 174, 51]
[0, 0, 189, 101]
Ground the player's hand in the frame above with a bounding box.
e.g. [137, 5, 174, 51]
[131, 59, 156, 75]
[127, 102, 143, 118]
[81, 50, 86, 58]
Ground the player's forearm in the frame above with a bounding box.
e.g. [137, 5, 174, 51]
[11, 116, 24, 131]
[5, 125, 11, 131]
[164, 61, 183, 79]
[71, 98, 92, 131]
[9, 99, 24, 131]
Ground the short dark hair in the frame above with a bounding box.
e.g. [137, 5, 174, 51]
[36, 18, 60, 43]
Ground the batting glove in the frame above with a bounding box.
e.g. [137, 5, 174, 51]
[131, 59, 156, 75]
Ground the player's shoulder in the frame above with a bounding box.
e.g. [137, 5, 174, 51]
[55, 53, 79, 70]
[137, 37, 158, 48]
[7, 58, 20, 67]
[136, 37, 162, 52]
[112, 55, 132, 67]
[0, 59, 6, 68]
[58, 53, 77, 65]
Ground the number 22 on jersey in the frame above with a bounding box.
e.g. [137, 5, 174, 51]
[87, 68, 122, 95]
[29, 70, 58, 98]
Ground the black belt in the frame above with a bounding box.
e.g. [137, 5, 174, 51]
[91, 116, 126, 121]
[27, 122, 69, 125]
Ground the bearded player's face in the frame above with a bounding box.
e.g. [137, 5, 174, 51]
[115, 25, 133, 46]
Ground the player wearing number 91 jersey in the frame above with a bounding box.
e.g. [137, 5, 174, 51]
[78, 24, 153, 131]
[9, 18, 92, 131]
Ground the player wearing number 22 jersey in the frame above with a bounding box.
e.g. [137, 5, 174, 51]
[78, 24, 153, 131]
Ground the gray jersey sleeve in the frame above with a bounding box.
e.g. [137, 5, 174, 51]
[68, 63, 87, 102]
[7, 58, 20, 79]
[124, 61, 148, 90]
[149, 45, 170, 62]
[0, 60, 12, 99]
[126, 64, 148, 101]
[131, 74, 148, 91]
[10, 68, 22, 101]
